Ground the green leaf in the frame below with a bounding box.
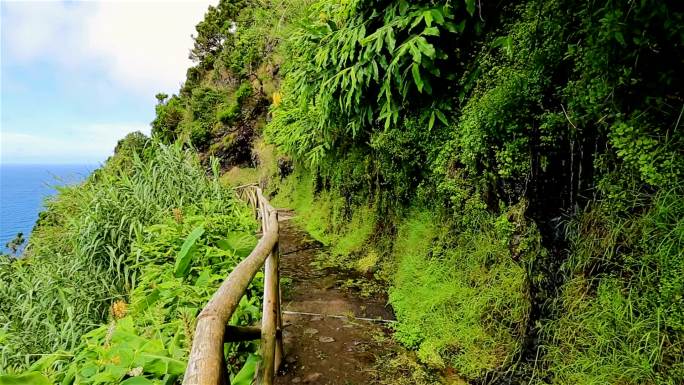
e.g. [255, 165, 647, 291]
[222, 232, 258, 258]
[435, 110, 449, 125]
[465, 0, 476, 16]
[428, 111, 436, 130]
[385, 29, 396, 52]
[423, 27, 440, 37]
[423, 11, 433, 27]
[430, 9, 445, 24]
[410, 14, 424, 30]
[137, 352, 186, 376]
[0, 373, 53, 385]
[195, 269, 212, 287]
[415, 37, 435, 58]
[173, 226, 205, 278]
[411, 63, 423, 93]
[398, 0, 409, 15]
[232, 354, 261, 385]
[120, 378, 155, 385]
[456, 20, 467, 33]
[134, 288, 161, 312]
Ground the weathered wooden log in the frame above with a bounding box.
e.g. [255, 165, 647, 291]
[274, 257, 284, 372]
[256, 239, 280, 384]
[183, 210, 278, 385]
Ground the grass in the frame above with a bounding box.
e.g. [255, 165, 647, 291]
[270, 170, 340, 244]
[271, 170, 534, 380]
[271, 170, 379, 270]
[269, 167, 683, 384]
[0, 140, 253, 373]
[219, 138, 279, 188]
[539, 185, 684, 384]
[389, 209, 532, 379]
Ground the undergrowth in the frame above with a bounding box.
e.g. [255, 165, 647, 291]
[0, 138, 263, 383]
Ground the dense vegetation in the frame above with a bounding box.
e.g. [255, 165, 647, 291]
[2, 0, 682, 384]
[263, 1, 683, 383]
[166, 0, 682, 383]
[0, 139, 262, 383]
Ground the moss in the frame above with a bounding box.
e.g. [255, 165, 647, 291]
[389, 208, 532, 379]
[330, 204, 376, 260]
[270, 170, 332, 244]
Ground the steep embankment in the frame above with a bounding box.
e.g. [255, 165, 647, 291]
[152, 0, 683, 383]
[0, 142, 265, 382]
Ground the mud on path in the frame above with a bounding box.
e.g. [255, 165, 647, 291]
[274, 213, 397, 385]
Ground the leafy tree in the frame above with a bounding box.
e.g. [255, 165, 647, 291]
[190, 0, 251, 65]
[151, 95, 186, 143]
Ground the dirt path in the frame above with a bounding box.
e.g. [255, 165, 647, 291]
[274, 214, 397, 385]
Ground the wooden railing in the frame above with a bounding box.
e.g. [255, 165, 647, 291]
[184, 185, 283, 385]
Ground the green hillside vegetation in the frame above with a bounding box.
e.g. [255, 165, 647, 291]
[1, 0, 683, 384]
[0, 140, 262, 383]
[263, 1, 683, 383]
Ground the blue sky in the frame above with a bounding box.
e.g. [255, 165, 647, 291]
[1, 0, 215, 164]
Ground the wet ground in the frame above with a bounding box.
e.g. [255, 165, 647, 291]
[274, 214, 397, 385]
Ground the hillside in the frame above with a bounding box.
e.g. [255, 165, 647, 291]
[1, 0, 683, 384]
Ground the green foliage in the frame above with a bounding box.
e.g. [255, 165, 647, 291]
[187, 87, 228, 146]
[265, 1, 684, 381]
[234, 82, 253, 105]
[270, 170, 336, 244]
[151, 96, 185, 143]
[0, 141, 254, 372]
[231, 354, 260, 385]
[609, 120, 681, 188]
[110, 132, 152, 171]
[50, 212, 260, 384]
[219, 139, 280, 188]
[0, 373, 51, 385]
[173, 226, 206, 278]
[541, 185, 684, 384]
[329, 205, 376, 260]
[389, 208, 534, 378]
[189, 0, 249, 65]
[8, 0, 682, 382]
[217, 103, 240, 125]
[268, 0, 481, 165]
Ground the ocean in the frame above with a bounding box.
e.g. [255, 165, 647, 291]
[0, 164, 97, 254]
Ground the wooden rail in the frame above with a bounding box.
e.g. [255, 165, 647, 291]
[184, 185, 284, 385]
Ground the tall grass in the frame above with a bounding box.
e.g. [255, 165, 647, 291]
[540, 185, 684, 384]
[389, 209, 532, 379]
[0, 140, 239, 371]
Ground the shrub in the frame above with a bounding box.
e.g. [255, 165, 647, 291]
[151, 96, 186, 143]
[217, 103, 241, 125]
[0, 141, 253, 372]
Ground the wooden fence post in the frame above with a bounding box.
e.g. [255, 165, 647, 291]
[257, 212, 280, 385]
[183, 185, 284, 385]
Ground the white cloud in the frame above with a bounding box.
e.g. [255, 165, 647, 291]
[2, 0, 216, 96]
[84, 1, 215, 95]
[0, 123, 151, 164]
[2, 2, 89, 62]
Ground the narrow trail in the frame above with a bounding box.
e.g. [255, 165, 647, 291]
[274, 213, 396, 385]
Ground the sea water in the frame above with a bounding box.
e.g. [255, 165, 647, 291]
[0, 164, 97, 254]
